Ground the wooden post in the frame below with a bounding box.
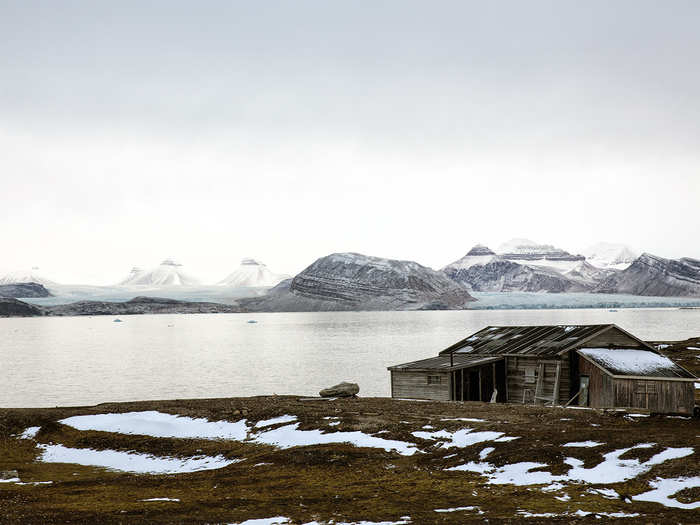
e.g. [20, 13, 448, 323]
[460, 368, 464, 401]
[552, 361, 562, 406]
[534, 363, 545, 405]
[478, 369, 482, 401]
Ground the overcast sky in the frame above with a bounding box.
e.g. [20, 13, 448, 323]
[1, 1, 699, 284]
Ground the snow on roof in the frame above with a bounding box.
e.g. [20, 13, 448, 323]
[578, 348, 693, 378]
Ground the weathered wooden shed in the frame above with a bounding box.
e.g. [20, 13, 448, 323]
[388, 324, 696, 414]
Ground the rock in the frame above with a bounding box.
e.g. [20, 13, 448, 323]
[319, 382, 359, 398]
[0, 470, 19, 480]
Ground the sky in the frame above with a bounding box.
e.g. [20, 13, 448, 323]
[1, 1, 699, 284]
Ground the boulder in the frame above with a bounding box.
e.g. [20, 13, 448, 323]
[319, 382, 359, 398]
[0, 470, 19, 481]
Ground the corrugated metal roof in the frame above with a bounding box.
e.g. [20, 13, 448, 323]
[578, 348, 695, 379]
[438, 324, 615, 357]
[388, 355, 503, 372]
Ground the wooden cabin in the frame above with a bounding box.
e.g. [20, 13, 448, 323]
[388, 324, 696, 415]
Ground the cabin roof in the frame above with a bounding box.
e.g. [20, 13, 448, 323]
[387, 355, 503, 372]
[577, 348, 695, 379]
[437, 324, 653, 358]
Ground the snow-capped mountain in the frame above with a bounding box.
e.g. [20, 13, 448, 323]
[442, 245, 499, 271]
[243, 252, 475, 311]
[118, 259, 200, 286]
[496, 238, 585, 273]
[218, 259, 289, 288]
[0, 268, 56, 286]
[443, 245, 588, 293]
[582, 242, 638, 270]
[595, 253, 700, 296]
[117, 267, 146, 285]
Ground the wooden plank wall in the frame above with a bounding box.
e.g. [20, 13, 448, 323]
[579, 356, 695, 414]
[579, 356, 615, 407]
[506, 355, 570, 405]
[613, 377, 695, 415]
[390, 371, 451, 401]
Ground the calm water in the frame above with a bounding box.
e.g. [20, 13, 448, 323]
[2, 308, 699, 407]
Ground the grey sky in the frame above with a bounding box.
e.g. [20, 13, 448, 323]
[1, 1, 699, 284]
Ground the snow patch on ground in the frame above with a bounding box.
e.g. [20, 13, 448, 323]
[632, 476, 700, 509]
[59, 411, 249, 440]
[141, 498, 180, 502]
[562, 441, 604, 448]
[19, 426, 41, 439]
[36, 444, 239, 474]
[446, 444, 693, 486]
[254, 415, 297, 428]
[434, 506, 483, 514]
[412, 428, 509, 448]
[252, 423, 418, 456]
[440, 417, 486, 423]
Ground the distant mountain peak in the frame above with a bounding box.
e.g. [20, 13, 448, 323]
[466, 245, 496, 256]
[583, 242, 638, 270]
[118, 260, 200, 286]
[218, 259, 288, 287]
[0, 269, 57, 286]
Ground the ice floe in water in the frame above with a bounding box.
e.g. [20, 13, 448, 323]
[447, 444, 694, 486]
[251, 423, 418, 456]
[412, 428, 509, 448]
[562, 441, 604, 448]
[632, 476, 700, 509]
[37, 443, 239, 474]
[59, 411, 249, 440]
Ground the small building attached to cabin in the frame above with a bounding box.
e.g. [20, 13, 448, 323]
[388, 324, 696, 415]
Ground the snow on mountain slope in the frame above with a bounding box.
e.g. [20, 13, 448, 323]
[117, 267, 146, 285]
[218, 259, 289, 287]
[442, 245, 499, 271]
[0, 268, 57, 286]
[497, 238, 550, 255]
[443, 245, 606, 293]
[564, 260, 615, 287]
[595, 253, 700, 297]
[243, 252, 475, 311]
[119, 260, 200, 286]
[496, 238, 585, 272]
[583, 242, 638, 270]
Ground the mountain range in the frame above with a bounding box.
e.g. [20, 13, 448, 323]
[2, 240, 700, 315]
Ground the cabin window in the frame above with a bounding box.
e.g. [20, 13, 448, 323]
[524, 366, 536, 384]
[427, 375, 442, 385]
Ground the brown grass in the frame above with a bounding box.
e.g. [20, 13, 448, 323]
[0, 396, 698, 524]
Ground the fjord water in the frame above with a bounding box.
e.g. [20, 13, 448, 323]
[2, 309, 698, 407]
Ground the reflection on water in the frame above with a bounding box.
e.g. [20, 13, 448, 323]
[1, 308, 698, 407]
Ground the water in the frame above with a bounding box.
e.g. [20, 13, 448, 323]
[2, 308, 699, 408]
